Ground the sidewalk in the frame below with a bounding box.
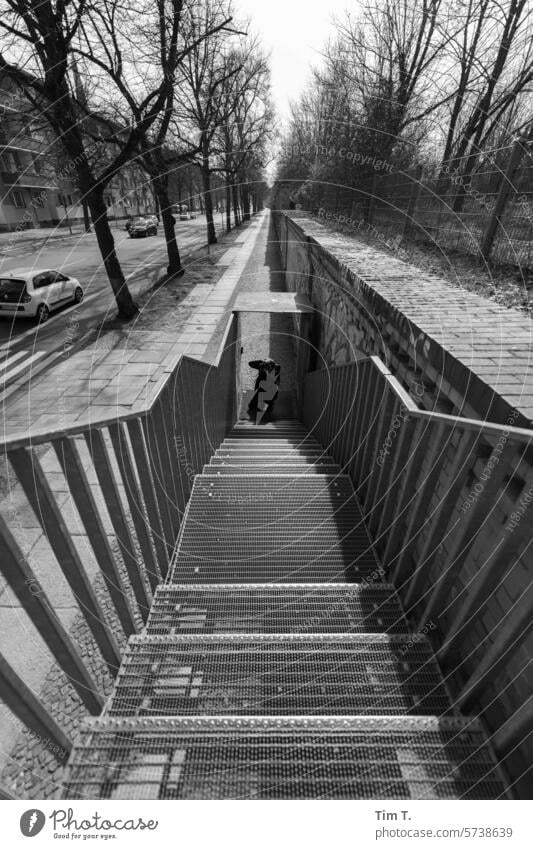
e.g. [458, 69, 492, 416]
[3, 213, 265, 438]
[0, 225, 88, 255]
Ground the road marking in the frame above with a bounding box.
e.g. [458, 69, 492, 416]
[0, 292, 99, 351]
[1, 350, 46, 386]
[0, 350, 28, 372]
[0, 350, 65, 404]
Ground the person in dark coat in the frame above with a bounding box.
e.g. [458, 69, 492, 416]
[247, 358, 280, 423]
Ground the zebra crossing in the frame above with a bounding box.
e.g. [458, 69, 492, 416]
[0, 347, 48, 396]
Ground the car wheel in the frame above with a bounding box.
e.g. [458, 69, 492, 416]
[36, 304, 50, 324]
[73, 286, 84, 304]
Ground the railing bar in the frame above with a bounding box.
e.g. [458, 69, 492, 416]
[355, 367, 382, 490]
[0, 513, 103, 714]
[164, 373, 189, 518]
[374, 411, 414, 544]
[366, 389, 398, 517]
[9, 447, 121, 674]
[345, 362, 369, 483]
[393, 421, 450, 589]
[0, 652, 71, 763]
[141, 411, 175, 556]
[85, 428, 152, 620]
[108, 423, 161, 594]
[332, 368, 350, 461]
[440, 479, 533, 661]
[54, 437, 138, 638]
[407, 430, 479, 608]
[458, 589, 533, 710]
[126, 418, 169, 579]
[338, 369, 357, 467]
[493, 696, 533, 754]
[156, 386, 182, 533]
[382, 418, 429, 568]
[417, 443, 516, 629]
[367, 394, 402, 531]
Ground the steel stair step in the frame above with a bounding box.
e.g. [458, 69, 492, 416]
[62, 715, 505, 800]
[147, 584, 407, 635]
[103, 634, 450, 718]
[202, 466, 342, 475]
[170, 560, 377, 583]
[209, 456, 336, 465]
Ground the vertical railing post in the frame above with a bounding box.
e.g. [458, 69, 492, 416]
[54, 437, 139, 637]
[0, 513, 104, 713]
[109, 422, 162, 593]
[85, 428, 152, 621]
[0, 653, 72, 763]
[9, 447, 121, 675]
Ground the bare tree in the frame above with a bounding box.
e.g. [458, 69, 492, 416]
[76, 0, 235, 276]
[175, 0, 245, 244]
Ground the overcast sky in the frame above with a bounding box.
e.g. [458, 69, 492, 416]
[235, 0, 353, 124]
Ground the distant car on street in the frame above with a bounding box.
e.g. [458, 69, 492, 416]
[0, 268, 84, 323]
[128, 216, 158, 237]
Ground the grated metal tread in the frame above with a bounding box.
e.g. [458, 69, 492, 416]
[203, 466, 342, 476]
[147, 584, 407, 635]
[170, 475, 377, 583]
[104, 634, 449, 717]
[62, 716, 506, 800]
[209, 456, 336, 465]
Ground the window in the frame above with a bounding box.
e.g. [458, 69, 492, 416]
[31, 154, 41, 175]
[105, 196, 112, 207]
[0, 278, 27, 302]
[52, 272, 69, 282]
[32, 191, 46, 208]
[11, 190, 26, 208]
[33, 272, 54, 289]
[3, 151, 20, 172]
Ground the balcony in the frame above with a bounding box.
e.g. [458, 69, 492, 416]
[1, 170, 58, 190]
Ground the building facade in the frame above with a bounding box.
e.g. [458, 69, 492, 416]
[0, 77, 156, 233]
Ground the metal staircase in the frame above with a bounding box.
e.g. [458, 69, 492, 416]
[62, 421, 506, 799]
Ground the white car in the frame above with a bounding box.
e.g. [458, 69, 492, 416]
[0, 268, 84, 323]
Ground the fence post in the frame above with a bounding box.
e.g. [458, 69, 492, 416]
[403, 165, 423, 240]
[480, 137, 526, 260]
[365, 173, 377, 224]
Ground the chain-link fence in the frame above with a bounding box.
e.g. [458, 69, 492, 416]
[301, 142, 533, 269]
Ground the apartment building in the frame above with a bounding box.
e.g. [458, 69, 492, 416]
[0, 76, 156, 233]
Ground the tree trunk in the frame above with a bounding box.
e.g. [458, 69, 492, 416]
[201, 147, 217, 244]
[242, 183, 251, 221]
[153, 177, 184, 277]
[232, 183, 240, 227]
[88, 188, 138, 319]
[81, 198, 91, 232]
[225, 182, 232, 232]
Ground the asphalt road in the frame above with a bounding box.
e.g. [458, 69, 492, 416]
[0, 215, 222, 395]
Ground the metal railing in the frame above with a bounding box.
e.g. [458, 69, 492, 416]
[303, 355, 533, 755]
[0, 315, 237, 770]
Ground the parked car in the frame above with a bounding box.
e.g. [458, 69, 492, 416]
[0, 269, 84, 323]
[179, 211, 190, 221]
[128, 216, 158, 237]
